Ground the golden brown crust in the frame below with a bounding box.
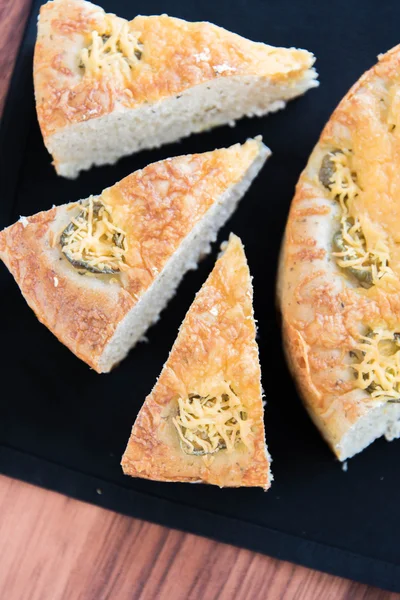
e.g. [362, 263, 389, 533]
[106, 140, 263, 298]
[0, 210, 133, 370]
[34, 0, 315, 139]
[278, 45, 400, 456]
[0, 140, 264, 372]
[121, 234, 271, 488]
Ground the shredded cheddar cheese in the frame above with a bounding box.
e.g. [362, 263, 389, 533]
[352, 329, 400, 401]
[172, 386, 252, 456]
[324, 150, 395, 286]
[327, 150, 359, 203]
[79, 15, 142, 78]
[333, 216, 393, 285]
[60, 196, 127, 274]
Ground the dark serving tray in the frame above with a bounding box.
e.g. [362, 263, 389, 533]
[1, 0, 400, 592]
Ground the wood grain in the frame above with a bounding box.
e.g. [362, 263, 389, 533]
[0, 1, 398, 599]
[0, 476, 397, 600]
[0, 0, 31, 115]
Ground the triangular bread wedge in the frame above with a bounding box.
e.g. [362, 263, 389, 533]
[121, 234, 271, 489]
[34, 0, 318, 178]
[278, 44, 400, 460]
[0, 139, 269, 373]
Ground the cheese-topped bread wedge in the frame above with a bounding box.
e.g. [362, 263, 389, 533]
[34, 0, 318, 178]
[122, 234, 271, 488]
[278, 45, 400, 461]
[0, 139, 269, 372]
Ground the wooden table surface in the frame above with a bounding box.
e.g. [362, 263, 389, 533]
[0, 2, 398, 599]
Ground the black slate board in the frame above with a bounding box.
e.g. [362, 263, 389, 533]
[1, 0, 400, 593]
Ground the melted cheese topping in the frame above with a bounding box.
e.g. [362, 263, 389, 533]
[172, 384, 252, 456]
[352, 328, 400, 401]
[327, 151, 395, 286]
[79, 15, 142, 78]
[328, 150, 359, 203]
[60, 197, 128, 273]
[334, 217, 393, 284]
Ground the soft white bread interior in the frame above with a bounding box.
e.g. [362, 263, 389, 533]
[337, 402, 400, 461]
[50, 72, 316, 179]
[34, 0, 318, 178]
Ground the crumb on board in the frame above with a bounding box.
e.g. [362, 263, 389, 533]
[213, 63, 237, 75]
[194, 48, 210, 62]
[19, 216, 29, 227]
[342, 461, 348, 472]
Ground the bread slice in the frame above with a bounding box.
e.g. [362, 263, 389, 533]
[34, 0, 318, 178]
[277, 45, 400, 460]
[0, 139, 269, 372]
[121, 234, 271, 488]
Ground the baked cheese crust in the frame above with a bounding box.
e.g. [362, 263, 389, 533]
[0, 139, 266, 372]
[278, 45, 400, 458]
[121, 234, 271, 488]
